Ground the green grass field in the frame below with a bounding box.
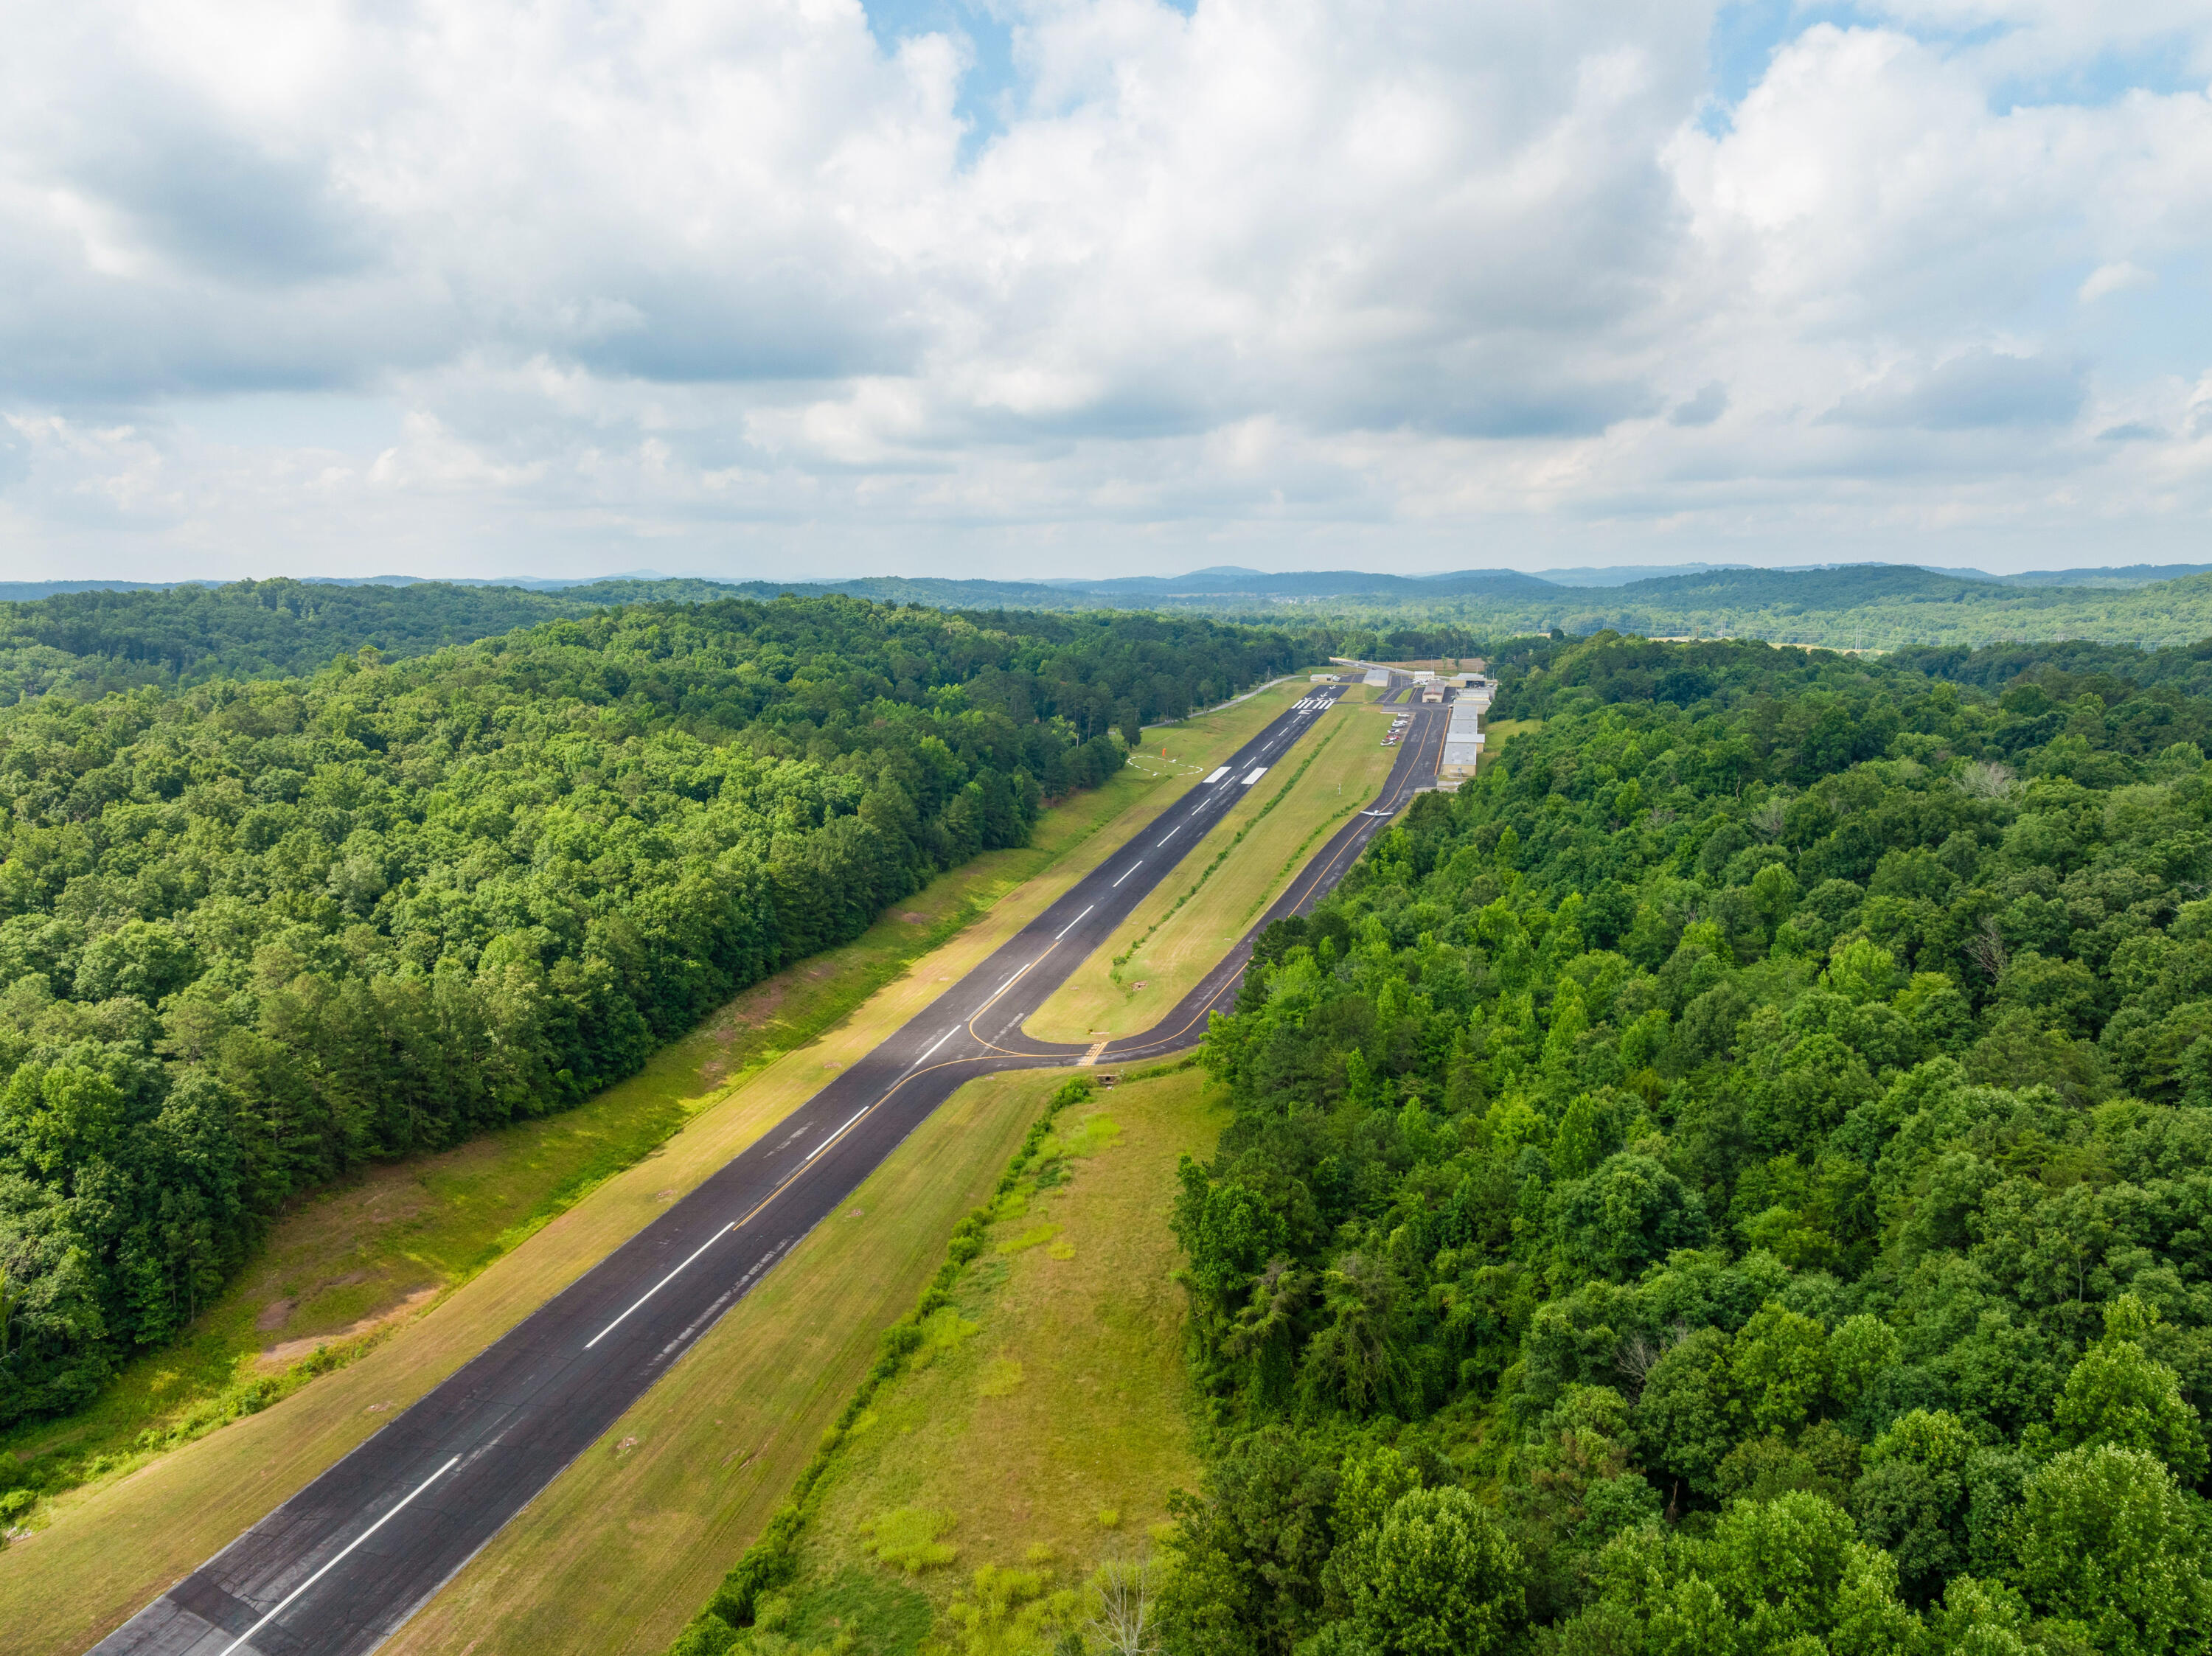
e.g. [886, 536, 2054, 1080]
[383, 1068, 1077, 1656]
[1477, 717, 1542, 765]
[684, 1065, 1225, 1656]
[0, 677, 1309, 1656]
[1026, 696, 1403, 1043]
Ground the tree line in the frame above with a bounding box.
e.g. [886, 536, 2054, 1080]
[1164, 630, 2212, 1655]
[0, 573, 1486, 712]
[0, 594, 1304, 1427]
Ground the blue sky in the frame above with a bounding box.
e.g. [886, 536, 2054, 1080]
[1, 0, 2208, 582]
[864, 0, 1020, 153]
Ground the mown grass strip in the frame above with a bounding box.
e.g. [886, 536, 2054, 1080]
[1238, 793, 1366, 926]
[661, 1074, 1108, 1655]
[1109, 719, 1344, 981]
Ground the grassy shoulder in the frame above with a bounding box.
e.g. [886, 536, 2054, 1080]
[787, 1066, 1224, 1650]
[648, 1064, 1225, 1656]
[1025, 697, 1402, 1043]
[381, 1068, 1075, 1656]
[0, 678, 1306, 1653]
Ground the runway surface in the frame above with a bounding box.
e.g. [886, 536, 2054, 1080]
[91, 687, 1449, 1656]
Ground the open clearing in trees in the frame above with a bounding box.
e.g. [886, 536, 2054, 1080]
[0, 678, 1311, 1656]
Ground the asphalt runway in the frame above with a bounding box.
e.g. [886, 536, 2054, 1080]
[91, 686, 1450, 1656]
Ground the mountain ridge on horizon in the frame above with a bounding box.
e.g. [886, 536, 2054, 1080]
[10, 559, 2212, 613]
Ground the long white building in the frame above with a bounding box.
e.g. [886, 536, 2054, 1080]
[1440, 692, 1485, 780]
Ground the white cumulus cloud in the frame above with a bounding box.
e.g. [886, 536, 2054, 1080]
[0, 0, 2208, 579]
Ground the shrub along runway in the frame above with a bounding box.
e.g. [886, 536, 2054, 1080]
[90, 690, 1447, 1656]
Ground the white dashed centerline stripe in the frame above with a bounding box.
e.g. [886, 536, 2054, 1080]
[1111, 861, 1142, 887]
[806, 1104, 871, 1165]
[217, 1455, 462, 1656]
[585, 1223, 737, 1349]
[903, 1023, 961, 1074]
[1157, 825, 1180, 846]
[1054, 904, 1096, 939]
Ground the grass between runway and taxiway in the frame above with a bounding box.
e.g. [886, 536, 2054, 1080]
[385, 1062, 1224, 1656]
[1023, 695, 1405, 1043]
[0, 676, 1314, 1655]
[765, 1065, 1224, 1656]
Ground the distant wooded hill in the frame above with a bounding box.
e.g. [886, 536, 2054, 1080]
[18, 558, 2212, 664]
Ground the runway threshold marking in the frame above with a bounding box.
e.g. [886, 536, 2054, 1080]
[1243, 767, 1267, 784]
[1110, 712, 1432, 1062]
[1203, 768, 1228, 783]
[217, 1455, 461, 1656]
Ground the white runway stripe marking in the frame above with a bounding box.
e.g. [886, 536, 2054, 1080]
[585, 1222, 736, 1349]
[905, 1023, 961, 1072]
[1203, 767, 1228, 782]
[1157, 825, 1180, 845]
[1111, 861, 1142, 887]
[1055, 904, 1096, 939]
[216, 1455, 461, 1656]
[807, 1104, 871, 1164]
[1243, 767, 1267, 784]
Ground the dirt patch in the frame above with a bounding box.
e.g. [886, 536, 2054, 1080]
[255, 1298, 296, 1333]
[319, 1269, 372, 1291]
[256, 1287, 439, 1371]
[719, 981, 789, 1030]
[351, 1186, 430, 1227]
[900, 912, 930, 924]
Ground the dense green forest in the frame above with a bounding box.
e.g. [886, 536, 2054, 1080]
[1166, 632, 2212, 1655]
[0, 579, 588, 701]
[0, 577, 1498, 709]
[751, 563, 2212, 653]
[0, 577, 821, 703]
[0, 594, 1305, 1426]
[34, 566, 2212, 686]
